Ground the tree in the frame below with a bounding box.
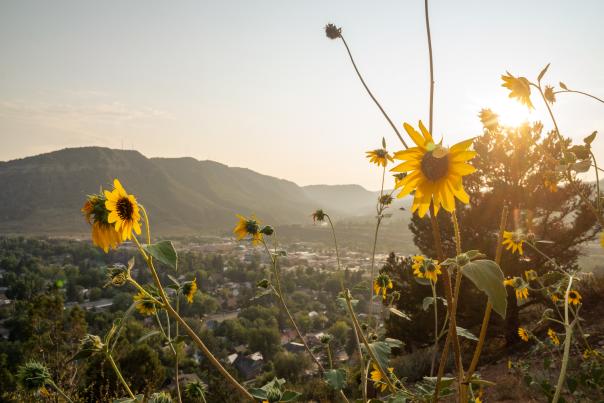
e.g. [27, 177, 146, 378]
[407, 116, 598, 343]
[273, 351, 309, 382]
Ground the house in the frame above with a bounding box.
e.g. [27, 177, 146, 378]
[283, 342, 305, 353]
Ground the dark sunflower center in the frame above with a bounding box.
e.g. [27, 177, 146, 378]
[426, 263, 436, 273]
[421, 151, 449, 181]
[116, 197, 134, 220]
[245, 220, 259, 234]
[569, 291, 577, 299]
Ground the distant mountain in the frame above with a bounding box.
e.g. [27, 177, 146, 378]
[0, 147, 404, 236]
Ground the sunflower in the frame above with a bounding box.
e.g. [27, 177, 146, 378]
[544, 178, 558, 193]
[373, 273, 393, 300]
[567, 290, 582, 305]
[478, 108, 499, 131]
[503, 277, 519, 287]
[311, 209, 326, 223]
[412, 255, 441, 283]
[502, 231, 525, 255]
[600, 232, 604, 248]
[366, 148, 393, 167]
[544, 85, 556, 104]
[518, 327, 529, 342]
[501, 72, 534, 109]
[370, 363, 394, 392]
[82, 194, 123, 253]
[183, 278, 198, 304]
[104, 179, 142, 240]
[233, 214, 263, 245]
[133, 291, 157, 316]
[391, 121, 476, 217]
[551, 292, 561, 303]
[547, 328, 560, 346]
[515, 285, 529, 302]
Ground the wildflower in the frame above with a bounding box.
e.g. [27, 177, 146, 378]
[524, 269, 538, 281]
[515, 285, 529, 302]
[475, 397, 482, 403]
[518, 327, 529, 342]
[544, 178, 558, 192]
[311, 209, 326, 223]
[567, 289, 582, 305]
[82, 194, 123, 253]
[544, 85, 556, 104]
[379, 194, 393, 206]
[366, 148, 394, 167]
[324, 23, 341, 39]
[478, 108, 499, 131]
[507, 359, 512, 369]
[551, 292, 561, 303]
[373, 273, 393, 300]
[182, 278, 197, 304]
[370, 363, 394, 392]
[104, 179, 142, 240]
[547, 328, 560, 346]
[233, 214, 263, 245]
[503, 277, 519, 287]
[501, 72, 534, 109]
[502, 231, 525, 255]
[391, 121, 476, 217]
[134, 291, 158, 316]
[412, 255, 442, 283]
[149, 392, 174, 403]
[16, 361, 52, 394]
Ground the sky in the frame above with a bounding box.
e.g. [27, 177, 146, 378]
[1, 0, 603, 190]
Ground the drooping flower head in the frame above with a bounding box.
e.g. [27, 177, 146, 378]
[411, 255, 442, 283]
[324, 23, 342, 39]
[547, 328, 560, 346]
[544, 85, 556, 104]
[502, 231, 525, 255]
[391, 121, 476, 217]
[370, 362, 394, 392]
[366, 148, 394, 167]
[104, 179, 142, 240]
[233, 214, 263, 245]
[82, 193, 123, 253]
[503, 277, 528, 301]
[133, 291, 158, 316]
[567, 289, 582, 306]
[373, 273, 393, 300]
[184, 380, 208, 400]
[478, 108, 499, 131]
[182, 278, 198, 304]
[518, 327, 530, 342]
[501, 72, 534, 109]
[311, 209, 326, 223]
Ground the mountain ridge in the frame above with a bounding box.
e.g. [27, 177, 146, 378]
[0, 147, 397, 236]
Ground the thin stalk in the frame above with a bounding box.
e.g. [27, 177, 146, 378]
[553, 89, 604, 104]
[107, 353, 137, 401]
[368, 166, 387, 328]
[327, 344, 334, 370]
[429, 282, 439, 376]
[48, 380, 74, 403]
[344, 291, 397, 394]
[590, 150, 601, 214]
[464, 206, 508, 383]
[424, 0, 435, 134]
[175, 296, 182, 403]
[326, 214, 368, 403]
[338, 34, 408, 148]
[133, 236, 253, 401]
[552, 276, 574, 403]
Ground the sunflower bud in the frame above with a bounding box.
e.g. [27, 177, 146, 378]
[149, 392, 174, 403]
[260, 225, 274, 236]
[368, 332, 378, 342]
[80, 334, 105, 353]
[324, 23, 342, 39]
[379, 194, 393, 206]
[455, 253, 470, 267]
[319, 334, 333, 345]
[106, 263, 129, 287]
[257, 278, 270, 289]
[17, 361, 52, 393]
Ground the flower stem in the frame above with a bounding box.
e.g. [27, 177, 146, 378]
[463, 206, 508, 396]
[429, 282, 439, 376]
[107, 353, 137, 401]
[553, 89, 604, 104]
[424, 0, 435, 134]
[552, 275, 574, 403]
[48, 380, 74, 403]
[368, 167, 386, 329]
[338, 34, 408, 148]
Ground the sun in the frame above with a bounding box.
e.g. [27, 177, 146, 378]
[496, 102, 532, 127]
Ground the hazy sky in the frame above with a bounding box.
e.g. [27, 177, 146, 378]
[1, 0, 603, 189]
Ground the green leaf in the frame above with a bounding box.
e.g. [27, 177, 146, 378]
[143, 241, 178, 270]
[422, 376, 455, 389]
[367, 341, 391, 371]
[113, 395, 144, 403]
[250, 288, 276, 301]
[422, 296, 447, 311]
[248, 388, 268, 400]
[280, 390, 302, 402]
[570, 159, 591, 173]
[413, 276, 432, 286]
[537, 63, 550, 82]
[456, 326, 478, 341]
[389, 307, 411, 320]
[584, 131, 597, 146]
[324, 368, 347, 390]
[462, 259, 507, 319]
[559, 81, 568, 90]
